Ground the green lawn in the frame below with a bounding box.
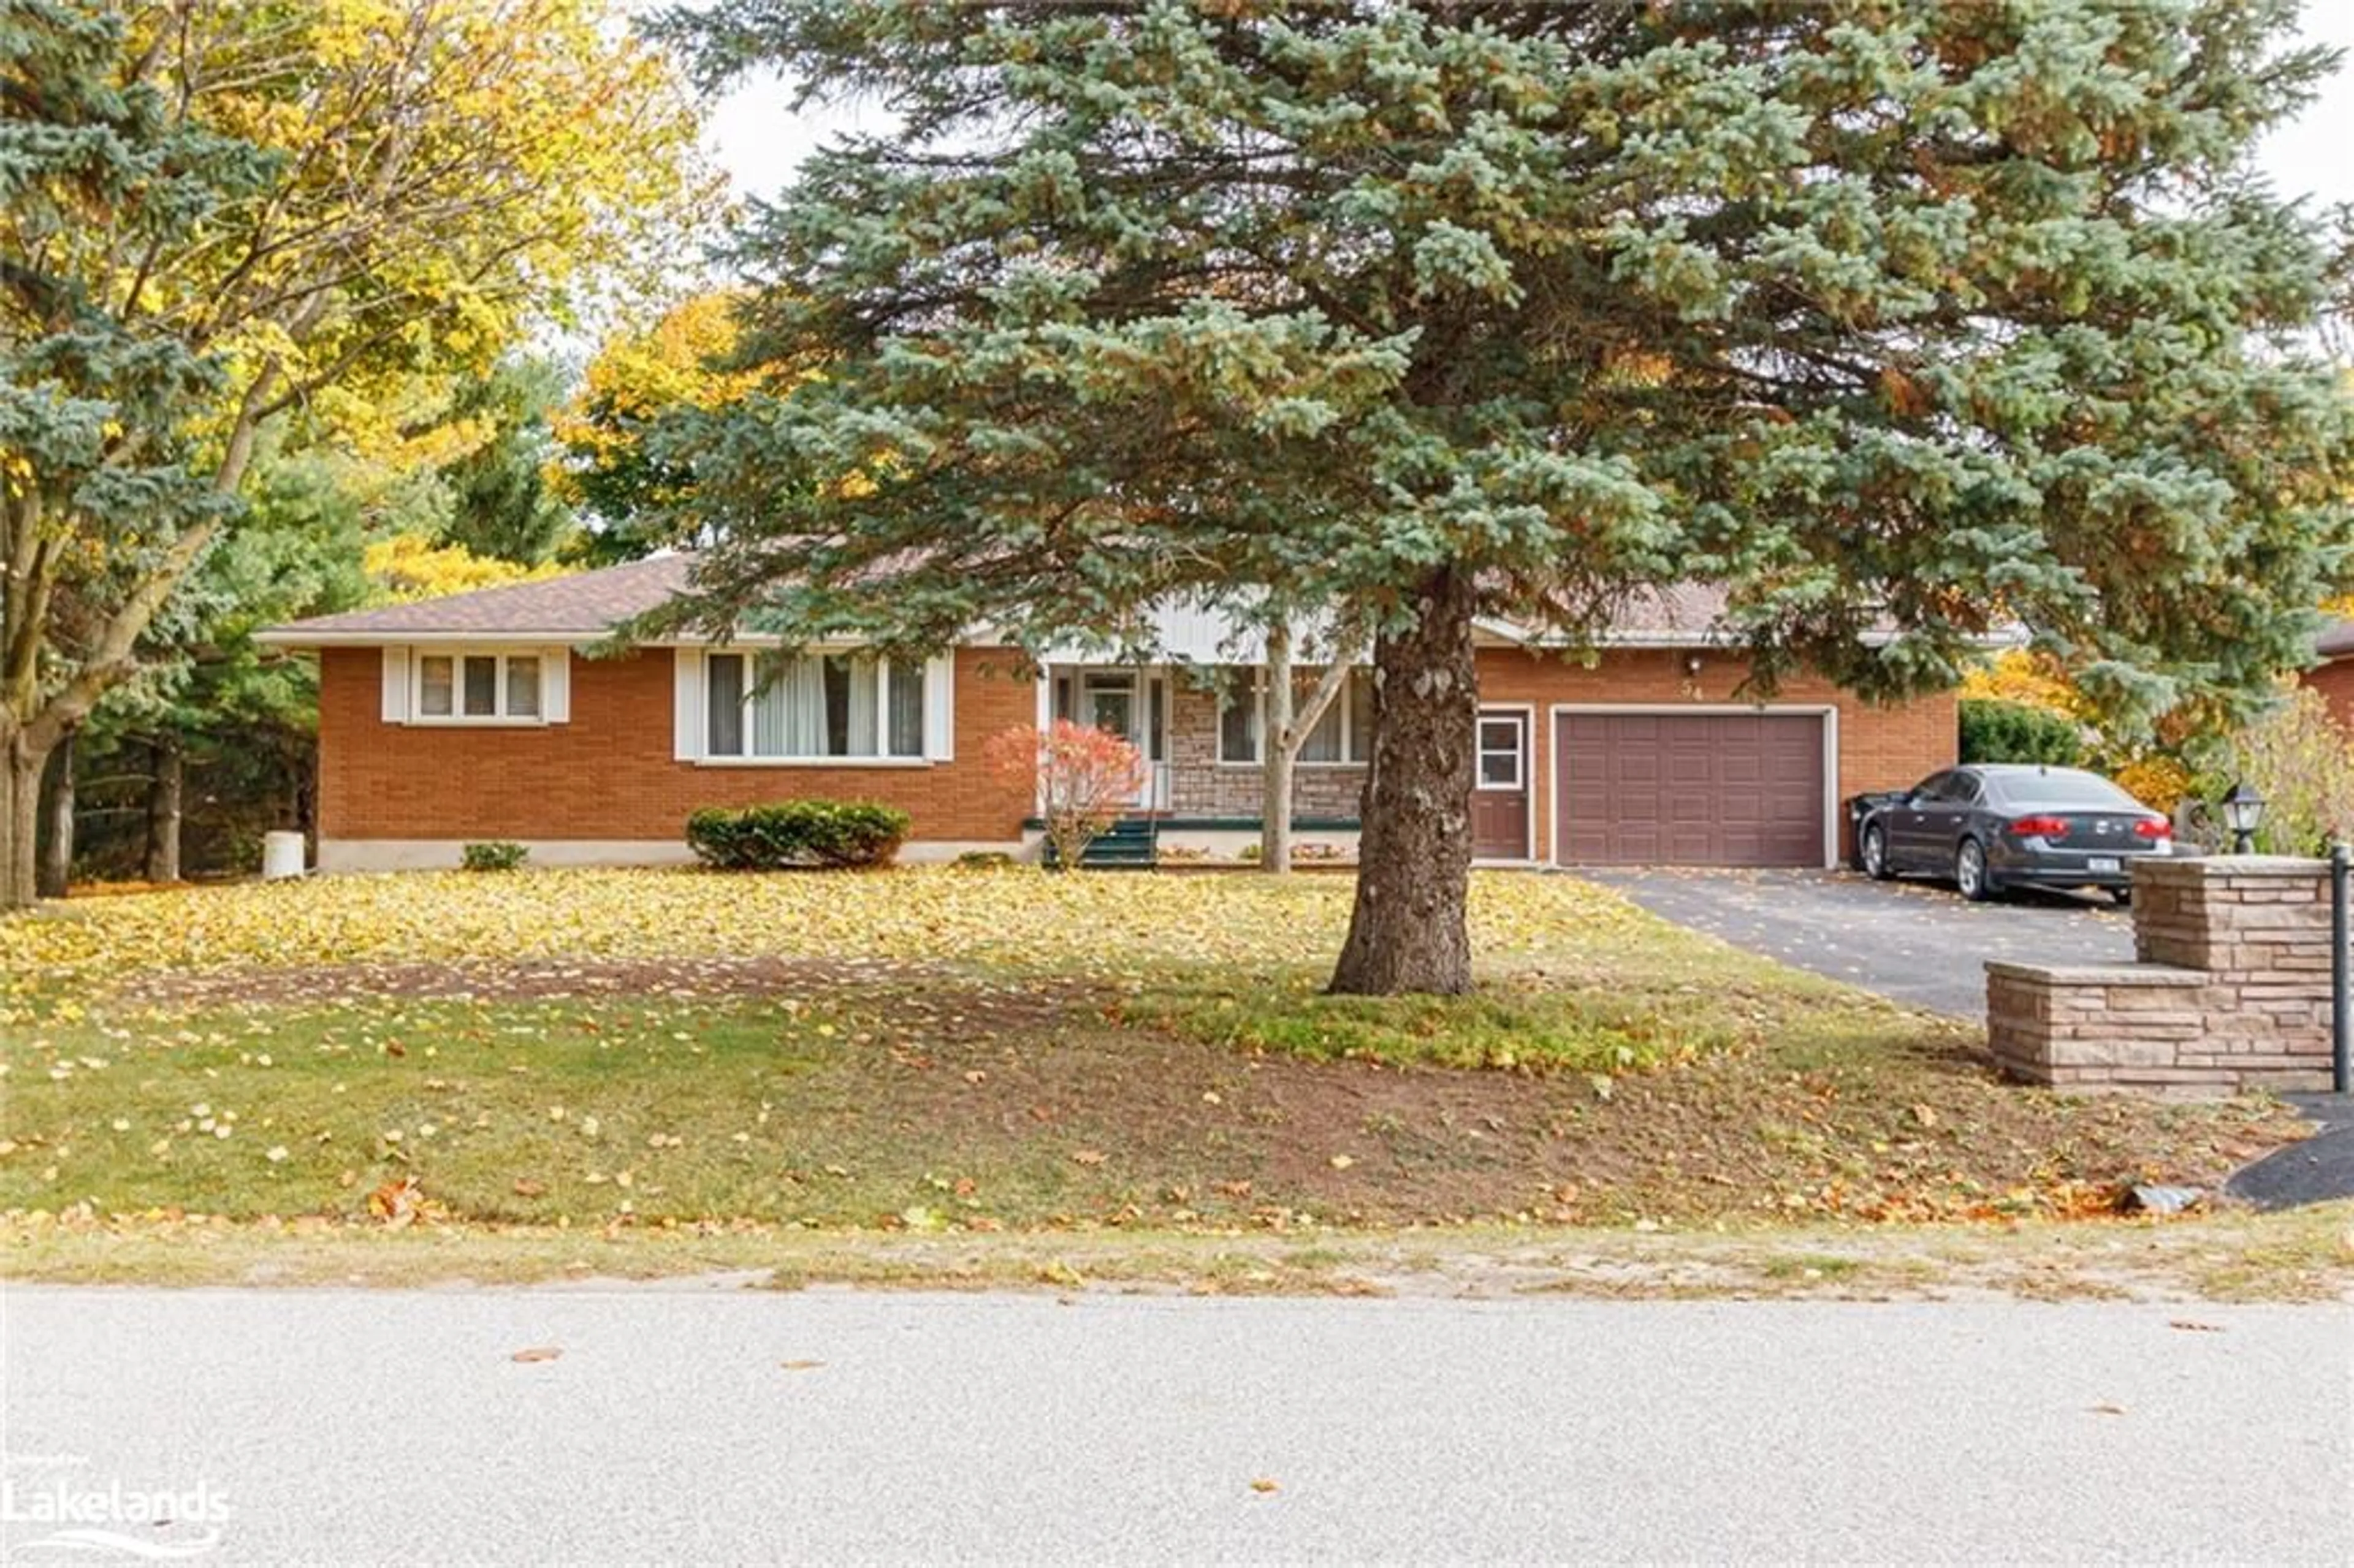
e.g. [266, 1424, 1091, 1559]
[0, 867, 2323, 1285]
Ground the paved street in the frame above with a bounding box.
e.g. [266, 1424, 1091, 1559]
[4, 1287, 2347, 1564]
[1580, 868, 2135, 1018]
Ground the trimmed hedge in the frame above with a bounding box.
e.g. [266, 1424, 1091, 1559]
[685, 800, 912, 870]
[1959, 698, 2082, 767]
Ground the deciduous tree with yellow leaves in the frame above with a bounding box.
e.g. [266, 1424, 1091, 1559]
[1, 0, 706, 907]
[552, 290, 777, 565]
[363, 534, 569, 603]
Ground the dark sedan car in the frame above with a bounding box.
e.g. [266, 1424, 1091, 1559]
[1859, 764, 2172, 902]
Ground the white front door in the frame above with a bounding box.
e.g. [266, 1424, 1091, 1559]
[1083, 671, 1136, 745]
[1076, 670, 1168, 808]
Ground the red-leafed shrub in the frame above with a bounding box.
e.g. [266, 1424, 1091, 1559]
[986, 720, 1143, 870]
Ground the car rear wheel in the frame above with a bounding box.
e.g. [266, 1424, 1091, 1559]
[1955, 838, 1996, 902]
[1862, 823, 1893, 881]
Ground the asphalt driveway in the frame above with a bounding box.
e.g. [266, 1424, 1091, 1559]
[1577, 868, 2135, 1019]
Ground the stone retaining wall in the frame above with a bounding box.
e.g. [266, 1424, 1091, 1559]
[1984, 856, 2337, 1097]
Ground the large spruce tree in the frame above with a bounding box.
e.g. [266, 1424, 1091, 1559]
[659, 0, 2354, 993]
[1, 0, 261, 910]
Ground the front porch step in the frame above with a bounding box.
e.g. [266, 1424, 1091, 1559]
[1043, 815, 1160, 870]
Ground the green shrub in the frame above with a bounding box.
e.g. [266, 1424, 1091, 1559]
[1959, 698, 2082, 766]
[685, 801, 911, 870]
[459, 840, 529, 873]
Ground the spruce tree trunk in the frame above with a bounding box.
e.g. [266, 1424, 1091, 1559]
[1328, 565, 1477, 995]
[36, 730, 74, 899]
[145, 738, 183, 884]
[1262, 624, 1294, 875]
[1, 718, 40, 911]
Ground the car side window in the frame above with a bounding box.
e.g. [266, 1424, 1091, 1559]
[1945, 775, 1983, 806]
[1911, 771, 1951, 803]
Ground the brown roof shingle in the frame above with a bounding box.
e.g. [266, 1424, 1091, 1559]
[259, 554, 695, 642]
[261, 554, 1956, 652]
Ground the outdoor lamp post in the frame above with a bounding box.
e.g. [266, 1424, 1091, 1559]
[2220, 782, 2266, 855]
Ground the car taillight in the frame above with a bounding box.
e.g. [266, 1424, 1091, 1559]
[2133, 817, 2171, 839]
[2009, 815, 2070, 838]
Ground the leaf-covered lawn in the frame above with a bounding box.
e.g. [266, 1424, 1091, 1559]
[0, 868, 2307, 1246]
[1, 865, 1667, 981]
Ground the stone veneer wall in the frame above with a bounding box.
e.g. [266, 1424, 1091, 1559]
[1984, 856, 2339, 1097]
[1164, 684, 1367, 818]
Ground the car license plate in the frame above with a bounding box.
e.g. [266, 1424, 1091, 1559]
[2087, 856, 2122, 874]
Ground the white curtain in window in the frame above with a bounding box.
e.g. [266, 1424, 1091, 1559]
[840, 656, 878, 755]
[710, 652, 919, 758]
[418, 655, 454, 717]
[752, 655, 829, 756]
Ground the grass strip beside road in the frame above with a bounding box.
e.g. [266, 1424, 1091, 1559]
[6, 1206, 2348, 1303]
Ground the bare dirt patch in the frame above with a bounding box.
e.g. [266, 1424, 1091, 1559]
[821, 997, 2304, 1228]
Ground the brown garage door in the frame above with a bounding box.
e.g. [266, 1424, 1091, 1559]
[1555, 712, 1826, 867]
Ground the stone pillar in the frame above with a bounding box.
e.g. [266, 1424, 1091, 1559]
[1984, 854, 2337, 1097]
[2133, 855, 2333, 977]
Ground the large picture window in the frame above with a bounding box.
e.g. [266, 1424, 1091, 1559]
[416, 650, 542, 721]
[1217, 666, 1374, 765]
[704, 652, 929, 760]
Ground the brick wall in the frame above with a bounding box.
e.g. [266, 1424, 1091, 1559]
[318, 645, 1037, 847]
[322, 639, 1955, 862]
[1986, 856, 2340, 1097]
[1475, 646, 1954, 863]
[2301, 658, 2354, 730]
[1156, 647, 1952, 850]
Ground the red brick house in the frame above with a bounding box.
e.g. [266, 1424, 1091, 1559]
[2303, 620, 2354, 729]
[258, 555, 1957, 871]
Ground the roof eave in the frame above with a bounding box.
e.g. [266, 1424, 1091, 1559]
[254, 627, 976, 650]
[1491, 628, 2023, 652]
[253, 627, 621, 648]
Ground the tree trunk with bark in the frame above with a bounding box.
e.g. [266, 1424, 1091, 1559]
[1262, 624, 1295, 875]
[145, 737, 183, 884]
[36, 730, 75, 899]
[0, 718, 40, 910]
[1328, 566, 1479, 995]
[1259, 620, 1361, 875]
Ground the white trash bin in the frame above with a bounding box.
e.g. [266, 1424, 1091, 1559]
[261, 830, 307, 880]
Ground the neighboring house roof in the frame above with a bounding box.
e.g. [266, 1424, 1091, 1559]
[256, 552, 1970, 653]
[2315, 618, 2354, 661]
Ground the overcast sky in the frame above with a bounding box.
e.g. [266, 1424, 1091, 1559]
[704, 7, 2354, 212]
